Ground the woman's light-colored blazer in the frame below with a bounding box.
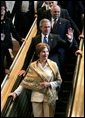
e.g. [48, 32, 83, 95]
[21, 59, 62, 103]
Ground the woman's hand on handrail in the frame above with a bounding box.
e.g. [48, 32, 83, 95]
[8, 92, 17, 101]
[18, 70, 26, 76]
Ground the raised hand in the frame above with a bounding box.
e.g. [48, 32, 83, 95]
[66, 27, 74, 41]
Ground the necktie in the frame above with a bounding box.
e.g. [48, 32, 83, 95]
[53, 18, 57, 25]
[52, 18, 57, 28]
[43, 36, 48, 44]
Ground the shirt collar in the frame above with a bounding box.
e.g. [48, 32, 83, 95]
[41, 33, 48, 42]
[42, 33, 48, 38]
[52, 17, 58, 21]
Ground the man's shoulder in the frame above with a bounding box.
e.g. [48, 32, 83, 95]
[49, 33, 61, 39]
[59, 17, 70, 23]
[33, 34, 41, 39]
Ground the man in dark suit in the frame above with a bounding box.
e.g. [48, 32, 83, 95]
[37, 1, 80, 37]
[11, 1, 35, 38]
[58, 0, 84, 32]
[18, 19, 78, 76]
[45, 4, 79, 69]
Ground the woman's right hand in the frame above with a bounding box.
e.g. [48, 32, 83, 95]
[8, 92, 17, 101]
[18, 70, 26, 76]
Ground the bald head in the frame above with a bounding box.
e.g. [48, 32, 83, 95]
[51, 4, 61, 19]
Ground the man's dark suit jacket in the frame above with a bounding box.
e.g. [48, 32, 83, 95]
[38, 15, 78, 70]
[11, 1, 35, 38]
[37, 6, 47, 30]
[51, 17, 71, 40]
[50, 17, 73, 67]
[11, 1, 34, 18]
[22, 33, 78, 71]
[1, 17, 22, 49]
[37, 8, 80, 37]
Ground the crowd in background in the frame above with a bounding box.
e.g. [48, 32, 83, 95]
[1, 1, 84, 83]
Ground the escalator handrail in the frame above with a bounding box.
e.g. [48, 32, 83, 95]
[1, 18, 37, 112]
[66, 32, 84, 117]
[1, 51, 35, 117]
[1, 17, 37, 89]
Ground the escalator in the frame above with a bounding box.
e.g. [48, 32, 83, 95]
[56, 31, 84, 117]
[1, 17, 84, 117]
[54, 37, 78, 116]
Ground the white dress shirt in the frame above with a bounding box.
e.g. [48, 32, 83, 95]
[41, 33, 48, 43]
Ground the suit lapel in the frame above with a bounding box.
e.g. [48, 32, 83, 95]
[38, 36, 41, 42]
[30, 61, 49, 81]
[48, 34, 54, 47]
[35, 35, 42, 44]
[52, 18, 62, 34]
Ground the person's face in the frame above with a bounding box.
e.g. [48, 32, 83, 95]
[41, 22, 51, 35]
[51, 6, 61, 19]
[1, 6, 6, 17]
[48, 1, 58, 8]
[39, 47, 49, 60]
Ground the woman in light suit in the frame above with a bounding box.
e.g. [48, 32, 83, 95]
[9, 43, 62, 117]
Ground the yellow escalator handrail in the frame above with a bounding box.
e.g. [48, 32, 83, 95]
[1, 17, 37, 111]
[1, 17, 37, 89]
[67, 31, 84, 117]
[71, 44, 84, 117]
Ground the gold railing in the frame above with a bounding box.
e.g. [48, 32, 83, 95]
[67, 32, 84, 117]
[1, 17, 37, 112]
